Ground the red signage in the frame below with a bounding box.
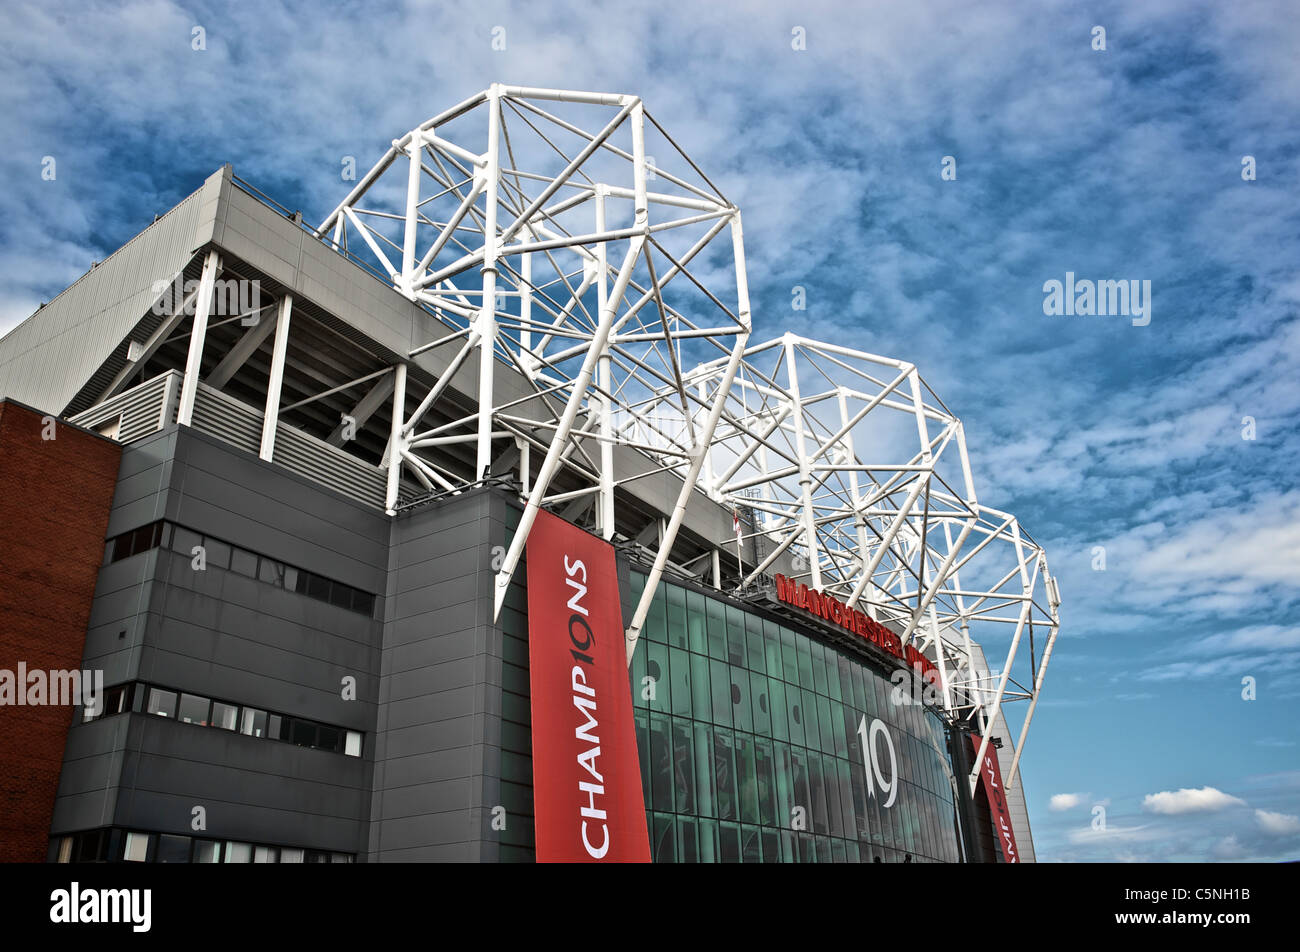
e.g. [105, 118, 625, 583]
[525, 510, 650, 863]
[772, 574, 939, 681]
[970, 735, 1020, 864]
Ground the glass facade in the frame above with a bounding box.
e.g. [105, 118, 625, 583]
[629, 573, 963, 863]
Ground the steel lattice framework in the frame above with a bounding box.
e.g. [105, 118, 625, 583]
[316, 84, 1060, 794]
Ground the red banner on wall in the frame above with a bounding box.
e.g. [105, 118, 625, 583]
[970, 735, 1020, 864]
[525, 510, 650, 863]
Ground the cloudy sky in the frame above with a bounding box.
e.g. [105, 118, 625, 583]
[4, 0, 1298, 861]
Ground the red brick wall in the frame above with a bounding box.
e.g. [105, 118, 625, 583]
[0, 401, 121, 862]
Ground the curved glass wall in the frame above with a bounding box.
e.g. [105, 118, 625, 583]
[629, 572, 963, 863]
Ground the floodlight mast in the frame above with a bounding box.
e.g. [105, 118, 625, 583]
[319, 84, 1059, 794]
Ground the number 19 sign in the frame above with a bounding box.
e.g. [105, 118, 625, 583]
[857, 715, 898, 808]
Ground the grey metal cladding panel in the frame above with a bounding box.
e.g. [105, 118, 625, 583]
[59, 716, 133, 770]
[371, 747, 476, 789]
[125, 714, 367, 789]
[137, 623, 375, 726]
[50, 790, 122, 835]
[374, 812, 476, 852]
[115, 787, 363, 854]
[377, 717, 477, 761]
[169, 429, 389, 586]
[376, 839, 474, 862]
[82, 622, 144, 684]
[383, 628, 479, 674]
[121, 746, 367, 821]
[156, 554, 376, 646]
[215, 186, 424, 357]
[385, 660, 478, 704]
[380, 688, 480, 733]
[0, 176, 217, 413]
[374, 779, 470, 822]
[113, 425, 178, 482]
[392, 550, 485, 597]
[382, 604, 480, 649]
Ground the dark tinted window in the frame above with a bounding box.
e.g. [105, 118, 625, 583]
[230, 548, 258, 577]
[155, 835, 191, 863]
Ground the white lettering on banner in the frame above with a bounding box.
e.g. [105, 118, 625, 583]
[566, 552, 608, 857]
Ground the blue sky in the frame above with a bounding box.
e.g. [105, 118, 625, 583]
[3, 0, 1298, 861]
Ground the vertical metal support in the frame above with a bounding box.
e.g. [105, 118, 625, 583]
[493, 236, 645, 619]
[595, 187, 614, 539]
[625, 211, 750, 662]
[783, 335, 822, 590]
[519, 249, 533, 358]
[176, 250, 219, 427]
[477, 84, 502, 481]
[927, 602, 954, 714]
[712, 549, 722, 589]
[838, 390, 873, 601]
[969, 519, 1032, 795]
[259, 294, 293, 461]
[159, 371, 181, 430]
[400, 132, 423, 296]
[1006, 616, 1059, 790]
[385, 362, 407, 514]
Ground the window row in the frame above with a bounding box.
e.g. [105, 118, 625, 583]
[634, 710, 961, 863]
[51, 828, 353, 864]
[106, 520, 378, 617]
[632, 574, 947, 740]
[646, 812, 944, 863]
[631, 641, 955, 800]
[83, 681, 363, 757]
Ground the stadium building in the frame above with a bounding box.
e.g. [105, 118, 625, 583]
[0, 85, 1060, 864]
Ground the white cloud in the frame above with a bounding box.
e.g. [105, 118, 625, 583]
[1255, 809, 1300, 836]
[1049, 792, 1087, 811]
[1142, 787, 1247, 816]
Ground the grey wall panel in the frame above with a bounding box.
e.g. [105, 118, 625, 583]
[0, 170, 221, 415]
[368, 488, 505, 862]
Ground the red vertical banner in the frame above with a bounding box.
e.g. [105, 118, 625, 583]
[970, 735, 1020, 864]
[525, 509, 651, 862]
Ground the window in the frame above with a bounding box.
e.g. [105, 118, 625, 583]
[84, 682, 131, 722]
[170, 526, 202, 557]
[345, 731, 362, 757]
[223, 841, 252, 863]
[109, 521, 165, 563]
[316, 725, 340, 752]
[240, 707, 267, 738]
[327, 580, 353, 609]
[279, 847, 304, 863]
[146, 688, 177, 718]
[178, 693, 210, 725]
[203, 538, 231, 571]
[156, 835, 191, 863]
[123, 832, 150, 862]
[258, 558, 284, 586]
[290, 719, 317, 748]
[73, 830, 109, 863]
[211, 701, 238, 731]
[55, 837, 73, 863]
[253, 846, 278, 863]
[230, 548, 258, 578]
[192, 840, 221, 863]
